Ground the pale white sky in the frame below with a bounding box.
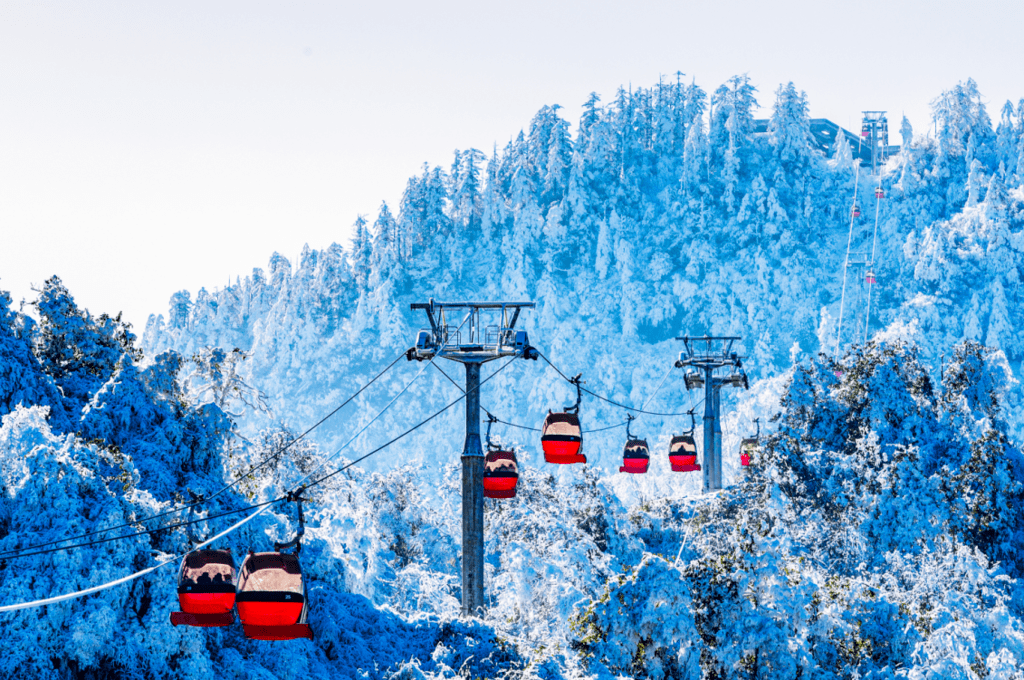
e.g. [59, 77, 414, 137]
[1, 0, 1021, 333]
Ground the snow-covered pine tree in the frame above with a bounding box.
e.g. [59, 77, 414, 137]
[31, 276, 142, 419]
[350, 214, 372, 289]
[0, 290, 70, 430]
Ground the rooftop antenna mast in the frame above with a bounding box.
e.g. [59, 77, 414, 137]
[675, 335, 748, 492]
[408, 299, 537, 617]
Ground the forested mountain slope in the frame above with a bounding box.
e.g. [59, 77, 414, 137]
[1, 76, 1024, 679]
[143, 77, 1024, 464]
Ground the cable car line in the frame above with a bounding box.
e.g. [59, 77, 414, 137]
[0, 349, 409, 558]
[536, 351, 694, 417]
[431, 360, 470, 395]
[0, 493, 278, 613]
[3, 350, 504, 565]
[204, 349, 407, 499]
[435, 354, 689, 434]
[2, 333, 469, 566]
[0, 356, 510, 609]
[484, 415, 540, 432]
[864, 176, 884, 342]
[204, 311, 474, 511]
[835, 162, 861, 359]
[434, 357, 601, 433]
[13, 348, 504, 559]
[0, 316, 477, 612]
[0, 499, 280, 562]
[633, 365, 673, 420]
[430, 361, 543, 432]
[303, 357, 518, 490]
[585, 420, 628, 433]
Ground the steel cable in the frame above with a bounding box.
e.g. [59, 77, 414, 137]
[0, 317, 476, 610]
[0, 349, 409, 557]
[537, 350, 693, 417]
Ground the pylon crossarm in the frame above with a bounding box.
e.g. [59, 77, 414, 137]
[409, 299, 536, 363]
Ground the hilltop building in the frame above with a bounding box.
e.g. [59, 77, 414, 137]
[754, 111, 900, 173]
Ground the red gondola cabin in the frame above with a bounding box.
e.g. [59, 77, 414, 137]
[483, 450, 519, 498]
[669, 435, 701, 472]
[740, 419, 761, 468]
[619, 438, 650, 474]
[852, 205, 861, 218]
[541, 412, 585, 464]
[875, 187, 884, 199]
[740, 438, 758, 467]
[236, 552, 313, 640]
[170, 549, 237, 627]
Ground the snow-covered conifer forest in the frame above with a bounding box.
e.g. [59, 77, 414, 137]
[4, 76, 1024, 678]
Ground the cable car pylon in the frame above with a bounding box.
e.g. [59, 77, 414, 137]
[864, 176, 885, 342]
[407, 299, 537, 617]
[675, 336, 748, 492]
